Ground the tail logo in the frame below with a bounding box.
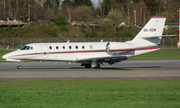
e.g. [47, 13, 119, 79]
[143, 28, 156, 32]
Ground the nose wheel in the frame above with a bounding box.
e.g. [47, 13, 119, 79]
[17, 65, 22, 69]
[17, 62, 22, 69]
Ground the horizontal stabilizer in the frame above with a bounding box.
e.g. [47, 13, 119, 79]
[142, 35, 177, 39]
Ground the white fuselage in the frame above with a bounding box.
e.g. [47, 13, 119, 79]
[3, 42, 160, 63]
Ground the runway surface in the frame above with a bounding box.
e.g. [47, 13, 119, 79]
[0, 60, 180, 81]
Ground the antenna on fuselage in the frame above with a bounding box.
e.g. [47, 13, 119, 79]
[67, 40, 70, 43]
[101, 39, 103, 42]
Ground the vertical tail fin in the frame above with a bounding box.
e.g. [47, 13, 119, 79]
[132, 15, 166, 45]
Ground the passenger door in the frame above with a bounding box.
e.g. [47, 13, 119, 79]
[41, 45, 48, 58]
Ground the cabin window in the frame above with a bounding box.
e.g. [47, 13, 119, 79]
[82, 46, 85, 49]
[69, 46, 72, 49]
[90, 45, 93, 49]
[75, 46, 78, 49]
[62, 46, 65, 49]
[49, 46, 52, 50]
[56, 46, 59, 49]
[31, 47, 33, 50]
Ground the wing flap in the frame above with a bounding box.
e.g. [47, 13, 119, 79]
[76, 55, 128, 64]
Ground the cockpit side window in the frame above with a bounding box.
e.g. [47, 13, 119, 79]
[20, 46, 32, 50]
[26, 46, 30, 50]
[20, 46, 28, 50]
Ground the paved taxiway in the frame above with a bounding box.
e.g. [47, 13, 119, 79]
[0, 60, 180, 80]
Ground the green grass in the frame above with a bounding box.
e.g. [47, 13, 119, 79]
[0, 46, 21, 51]
[0, 52, 8, 62]
[161, 46, 180, 49]
[129, 51, 180, 60]
[0, 80, 180, 108]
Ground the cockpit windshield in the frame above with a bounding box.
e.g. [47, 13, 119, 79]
[20, 46, 33, 50]
[20, 46, 28, 50]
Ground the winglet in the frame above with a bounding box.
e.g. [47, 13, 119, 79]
[153, 15, 166, 17]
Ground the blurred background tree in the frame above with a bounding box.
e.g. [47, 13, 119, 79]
[0, 0, 179, 39]
[0, 0, 179, 25]
[55, 14, 68, 31]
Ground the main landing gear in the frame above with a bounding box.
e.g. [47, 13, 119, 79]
[94, 63, 100, 69]
[85, 64, 91, 68]
[83, 63, 101, 69]
[17, 62, 22, 69]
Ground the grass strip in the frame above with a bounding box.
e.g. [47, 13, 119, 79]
[0, 80, 180, 108]
[161, 46, 180, 49]
[0, 52, 8, 62]
[129, 51, 180, 60]
[0, 46, 21, 51]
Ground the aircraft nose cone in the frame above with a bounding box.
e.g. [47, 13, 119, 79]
[2, 54, 8, 60]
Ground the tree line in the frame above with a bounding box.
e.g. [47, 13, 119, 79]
[0, 0, 180, 25]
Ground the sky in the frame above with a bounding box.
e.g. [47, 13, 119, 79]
[91, 0, 102, 8]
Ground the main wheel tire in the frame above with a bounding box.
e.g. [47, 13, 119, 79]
[85, 64, 91, 68]
[94, 64, 100, 69]
[96, 64, 100, 68]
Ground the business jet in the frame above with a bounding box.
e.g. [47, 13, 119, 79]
[2, 15, 175, 69]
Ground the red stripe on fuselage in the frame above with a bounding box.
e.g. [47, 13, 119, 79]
[135, 46, 161, 51]
[10, 46, 161, 58]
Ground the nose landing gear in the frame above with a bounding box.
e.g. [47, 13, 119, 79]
[17, 62, 22, 69]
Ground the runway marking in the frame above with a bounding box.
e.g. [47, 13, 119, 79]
[71, 76, 79, 77]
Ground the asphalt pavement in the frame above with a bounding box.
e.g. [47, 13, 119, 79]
[0, 60, 180, 81]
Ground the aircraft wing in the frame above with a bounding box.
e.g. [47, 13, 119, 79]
[76, 55, 128, 64]
[142, 35, 176, 39]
